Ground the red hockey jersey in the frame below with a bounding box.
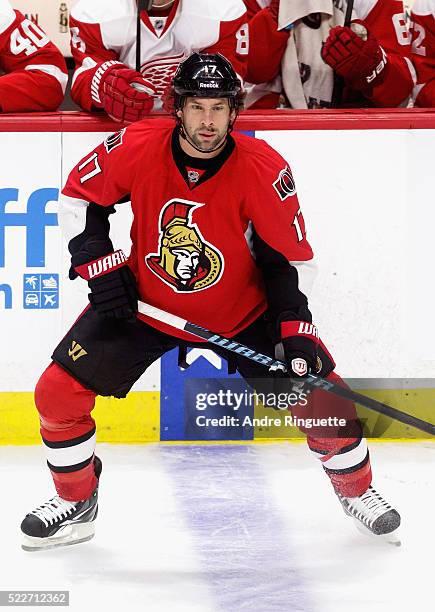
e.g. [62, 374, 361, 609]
[69, 0, 249, 113]
[244, 0, 414, 108]
[61, 121, 315, 341]
[0, 0, 67, 112]
[411, 0, 435, 106]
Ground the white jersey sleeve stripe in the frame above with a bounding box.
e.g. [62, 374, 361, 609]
[59, 195, 89, 246]
[353, 0, 378, 22]
[412, 0, 435, 16]
[25, 65, 68, 93]
[0, 0, 15, 34]
[289, 259, 317, 298]
[71, 56, 98, 89]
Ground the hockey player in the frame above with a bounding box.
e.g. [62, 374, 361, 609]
[411, 0, 435, 106]
[20, 53, 400, 551]
[244, 0, 414, 108]
[69, 0, 249, 122]
[0, 0, 67, 112]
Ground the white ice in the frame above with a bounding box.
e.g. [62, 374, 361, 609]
[1, 441, 433, 612]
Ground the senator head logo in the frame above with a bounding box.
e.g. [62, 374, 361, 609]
[145, 199, 224, 292]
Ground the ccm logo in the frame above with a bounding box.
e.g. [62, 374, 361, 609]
[273, 167, 296, 201]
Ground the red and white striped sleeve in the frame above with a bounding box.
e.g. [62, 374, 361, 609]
[243, 0, 289, 86]
[68, 12, 119, 112]
[411, 0, 435, 106]
[355, 0, 415, 107]
[201, 2, 249, 81]
[0, 2, 67, 112]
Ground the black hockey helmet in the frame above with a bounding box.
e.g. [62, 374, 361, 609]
[172, 53, 242, 110]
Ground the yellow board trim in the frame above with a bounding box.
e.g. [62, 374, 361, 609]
[0, 392, 160, 445]
[252, 388, 435, 440]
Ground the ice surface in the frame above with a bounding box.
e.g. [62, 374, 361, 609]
[0, 442, 433, 612]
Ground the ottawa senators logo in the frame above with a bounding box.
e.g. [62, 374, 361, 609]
[145, 199, 224, 292]
[104, 128, 126, 153]
[273, 166, 296, 201]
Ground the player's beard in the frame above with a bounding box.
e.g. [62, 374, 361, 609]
[185, 126, 227, 153]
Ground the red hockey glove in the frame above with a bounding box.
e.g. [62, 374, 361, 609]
[322, 23, 388, 91]
[75, 250, 139, 320]
[91, 60, 158, 123]
[280, 320, 319, 378]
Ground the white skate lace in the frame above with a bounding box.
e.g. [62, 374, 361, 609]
[342, 486, 392, 528]
[30, 496, 77, 527]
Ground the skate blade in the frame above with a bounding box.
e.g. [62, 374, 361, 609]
[21, 521, 95, 552]
[351, 517, 401, 547]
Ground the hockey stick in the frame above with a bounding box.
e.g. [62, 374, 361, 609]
[344, 0, 355, 26]
[330, 0, 355, 108]
[138, 300, 435, 436]
[136, 1, 153, 73]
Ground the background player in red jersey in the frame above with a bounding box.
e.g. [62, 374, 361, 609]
[411, 0, 435, 106]
[0, 0, 67, 112]
[69, 0, 249, 123]
[20, 53, 400, 551]
[244, 0, 414, 108]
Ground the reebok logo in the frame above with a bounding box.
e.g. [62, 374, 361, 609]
[199, 82, 218, 88]
[68, 341, 88, 361]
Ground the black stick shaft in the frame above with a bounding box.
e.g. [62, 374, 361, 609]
[344, 0, 354, 26]
[136, 1, 152, 72]
[331, 0, 355, 107]
[136, 6, 141, 72]
[185, 326, 435, 436]
[138, 302, 435, 436]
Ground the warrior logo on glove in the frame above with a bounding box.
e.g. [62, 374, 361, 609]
[291, 357, 308, 377]
[146, 199, 224, 292]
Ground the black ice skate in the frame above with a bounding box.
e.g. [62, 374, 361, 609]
[336, 485, 401, 546]
[21, 456, 102, 551]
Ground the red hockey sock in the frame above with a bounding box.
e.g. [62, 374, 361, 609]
[35, 362, 98, 501]
[306, 372, 372, 497]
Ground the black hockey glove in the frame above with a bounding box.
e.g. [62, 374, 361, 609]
[280, 320, 318, 377]
[264, 316, 319, 411]
[75, 250, 139, 320]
